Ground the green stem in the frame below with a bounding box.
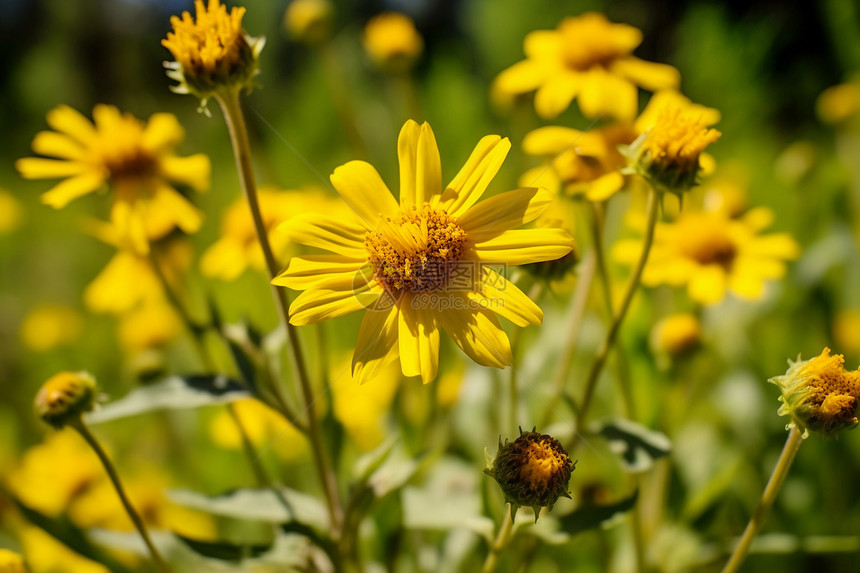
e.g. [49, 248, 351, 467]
[482, 507, 515, 573]
[568, 188, 659, 449]
[215, 89, 343, 535]
[721, 426, 804, 573]
[72, 419, 170, 572]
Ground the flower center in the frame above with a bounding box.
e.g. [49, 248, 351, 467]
[519, 439, 569, 494]
[678, 215, 738, 269]
[643, 107, 721, 176]
[365, 204, 467, 293]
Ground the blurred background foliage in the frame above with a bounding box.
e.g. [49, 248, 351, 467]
[1, 0, 860, 571]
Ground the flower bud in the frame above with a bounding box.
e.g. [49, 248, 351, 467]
[34, 371, 97, 429]
[362, 13, 423, 74]
[769, 348, 860, 438]
[484, 428, 575, 522]
[0, 549, 27, 573]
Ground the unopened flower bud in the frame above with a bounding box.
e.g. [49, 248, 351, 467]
[34, 371, 97, 429]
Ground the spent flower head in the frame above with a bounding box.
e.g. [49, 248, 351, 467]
[162, 0, 265, 104]
[769, 348, 860, 438]
[35, 372, 97, 429]
[484, 428, 575, 522]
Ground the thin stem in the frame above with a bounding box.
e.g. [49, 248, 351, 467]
[568, 188, 659, 449]
[215, 89, 343, 535]
[72, 419, 170, 572]
[721, 426, 804, 573]
[482, 507, 515, 573]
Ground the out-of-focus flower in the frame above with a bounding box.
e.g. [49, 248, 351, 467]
[34, 372, 97, 429]
[162, 0, 265, 102]
[613, 207, 799, 305]
[835, 310, 860, 357]
[0, 549, 26, 573]
[274, 120, 574, 384]
[362, 12, 423, 73]
[701, 165, 750, 217]
[6, 430, 103, 516]
[650, 313, 701, 357]
[774, 141, 817, 186]
[19, 305, 83, 352]
[16, 105, 209, 254]
[484, 428, 575, 521]
[285, 0, 334, 45]
[493, 12, 679, 120]
[19, 526, 108, 573]
[622, 103, 721, 196]
[817, 79, 860, 124]
[522, 194, 579, 280]
[201, 186, 343, 281]
[332, 357, 400, 451]
[0, 190, 24, 235]
[769, 348, 860, 438]
[210, 399, 308, 462]
[118, 299, 182, 355]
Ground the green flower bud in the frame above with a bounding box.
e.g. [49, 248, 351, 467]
[34, 371, 97, 429]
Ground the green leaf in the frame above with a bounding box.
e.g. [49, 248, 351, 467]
[366, 446, 421, 499]
[558, 491, 639, 536]
[86, 375, 249, 424]
[591, 419, 671, 472]
[176, 534, 272, 562]
[353, 436, 399, 482]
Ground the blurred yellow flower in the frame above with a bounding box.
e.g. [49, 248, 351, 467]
[817, 79, 860, 124]
[19, 526, 108, 573]
[834, 310, 860, 357]
[363, 12, 423, 73]
[34, 371, 97, 429]
[493, 12, 679, 120]
[118, 299, 182, 354]
[6, 430, 103, 516]
[0, 549, 26, 573]
[16, 105, 209, 254]
[210, 399, 308, 462]
[650, 313, 701, 357]
[0, 190, 24, 235]
[332, 358, 400, 451]
[614, 207, 799, 305]
[274, 120, 574, 384]
[285, 0, 334, 45]
[162, 0, 264, 101]
[19, 304, 83, 352]
[201, 186, 342, 281]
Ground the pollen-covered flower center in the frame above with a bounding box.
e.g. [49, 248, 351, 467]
[643, 108, 721, 173]
[365, 204, 467, 292]
[519, 439, 569, 494]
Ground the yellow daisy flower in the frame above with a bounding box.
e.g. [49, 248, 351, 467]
[274, 120, 574, 384]
[613, 207, 799, 305]
[493, 12, 680, 120]
[362, 12, 424, 73]
[16, 104, 209, 254]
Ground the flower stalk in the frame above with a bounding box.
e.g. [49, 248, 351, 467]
[482, 507, 514, 573]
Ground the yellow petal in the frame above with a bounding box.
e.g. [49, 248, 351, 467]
[578, 69, 637, 121]
[150, 183, 204, 235]
[534, 72, 581, 119]
[746, 233, 800, 259]
[273, 256, 368, 290]
[353, 305, 400, 385]
[84, 252, 155, 314]
[437, 303, 512, 368]
[111, 196, 150, 255]
[92, 104, 123, 132]
[39, 171, 105, 208]
[397, 299, 439, 383]
[522, 126, 584, 156]
[200, 239, 248, 280]
[493, 60, 549, 96]
[470, 267, 542, 327]
[280, 212, 368, 258]
[687, 265, 727, 305]
[610, 57, 681, 92]
[330, 160, 398, 226]
[46, 105, 97, 144]
[17, 158, 92, 179]
[31, 131, 86, 160]
[438, 135, 510, 218]
[398, 121, 442, 207]
[141, 112, 184, 152]
[584, 171, 625, 202]
[289, 270, 380, 325]
[457, 187, 551, 240]
[472, 229, 574, 265]
[523, 29, 562, 58]
[159, 154, 211, 191]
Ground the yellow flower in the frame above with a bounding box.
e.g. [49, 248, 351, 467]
[19, 526, 108, 573]
[210, 399, 308, 462]
[0, 549, 26, 573]
[6, 430, 103, 516]
[274, 121, 574, 384]
[769, 348, 860, 438]
[332, 356, 400, 451]
[34, 372, 97, 429]
[285, 0, 334, 45]
[613, 207, 799, 305]
[650, 313, 701, 357]
[201, 186, 343, 281]
[0, 189, 24, 235]
[622, 102, 721, 195]
[817, 79, 860, 124]
[16, 105, 209, 254]
[834, 310, 860, 357]
[118, 299, 182, 355]
[362, 12, 423, 73]
[162, 0, 264, 101]
[19, 305, 83, 352]
[493, 12, 680, 120]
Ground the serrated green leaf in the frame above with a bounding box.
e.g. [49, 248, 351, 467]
[558, 491, 638, 536]
[86, 375, 249, 424]
[591, 419, 671, 472]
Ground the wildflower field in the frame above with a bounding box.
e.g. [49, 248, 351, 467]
[2, 1, 860, 571]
